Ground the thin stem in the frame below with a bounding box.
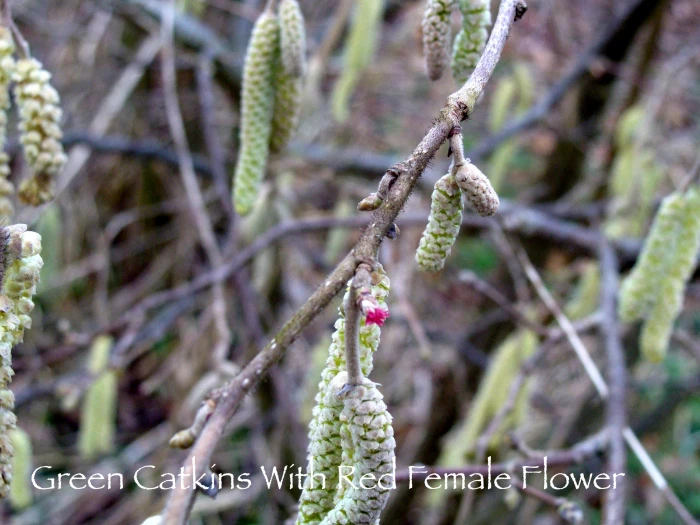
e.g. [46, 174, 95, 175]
[161, 1, 526, 521]
[344, 281, 362, 386]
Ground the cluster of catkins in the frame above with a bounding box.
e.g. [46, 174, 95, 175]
[232, 0, 307, 216]
[0, 225, 42, 499]
[416, 137, 499, 272]
[295, 267, 395, 525]
[422, 0, 491, 83]
[618, 187, 700, 362]
[0, 27, 67, 213]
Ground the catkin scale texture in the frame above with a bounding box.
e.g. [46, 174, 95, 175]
[270, 69, 302, 153]
[416, 174, 464, 272]
[232, 12, 279, 216]
[0, 227, 42, 499]
[422, 0, 456, 81]
[279, 0, 306, 78]
[618, 193, 685, 323]
[0, 29, 15, 218]
[13, 58, 67, 206]
[318, 378, 395, 525]
[451, 0, 490, 84]
[454, 162, 499, 216]
[296, 269, 390, 525]
[639, 188, 700, 362]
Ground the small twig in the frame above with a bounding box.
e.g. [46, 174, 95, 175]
[344, 273, 363, 387]
[458, 270, 548, 336]
[598, 238, 627, 525]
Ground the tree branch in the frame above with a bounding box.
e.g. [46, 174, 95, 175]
[160, 0, 527, 521]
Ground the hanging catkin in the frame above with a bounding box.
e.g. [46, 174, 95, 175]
[618, 192, 685, 323]
[296, 268, 390, 525]
[331, 0, 384, 123]
[639, 187, 700, 362]
[0, 28, 15, 218]
[316, 374, 395, 525]
[232, 10, 279, 215]
[422, 0, 456, 81]
[451, 0, 490, 84]
[415, 173, 464, 272]
[13, 58, 67, 206]
[270, 0, 306, 152]
[453, 161, 499, 217]
[0, 226, 42, 499]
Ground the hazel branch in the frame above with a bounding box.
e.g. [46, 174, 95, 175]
[161, 1, 526, 521]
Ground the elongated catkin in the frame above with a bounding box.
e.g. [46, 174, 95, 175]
[232, 11, 279, 215]
[422, 0, 456, 81]
[416, 174, 464, 272]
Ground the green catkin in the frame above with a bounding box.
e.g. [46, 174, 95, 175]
[13, 58, 67, 206]
[78, 335, 117, 459]
[270, 0, 306, 153]
[639, 187, 700, 362]
[331, 0, 384, 123]
[279, 0, 306, 78]
[618, 192, 686, 322]
[439, 330, 537, 465]
[453, 162, 499, 216]
[317, 374, 395, 525]
[0, 226, 42, 500]
[0, 28, 15, 218]
[422, 0, 456, 81]
[9, 427, 32, 509]
[296, 268, 390, 525]
[451, 0, 490, 84]
[232, 11, 279, 216]
[564, 262, 600, 321]
[415, 173, 464, 272]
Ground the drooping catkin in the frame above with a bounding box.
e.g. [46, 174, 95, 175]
[269, 0, 306, 153]
[415, 173, 464, 272]
[618, 192, 686, 323]
[0, 28, 15, 218]
[78, 335, 117, 459]
[279, 0, 306, 78]
[422, 0, 456, 81]
[331, 0, 384, 123]
[296, 268, 390, 525]
[439, 330, 537, 465]
[318, 374, 395, 525]
[451, 0, 490, 84]
[13, 58, 67, 206]
[232, 11, 279, 216]
[9, 427, 32, 509]
[639, 187, 700, 362]
[0, 226, 42, 500]
[454, 161, 499, 216]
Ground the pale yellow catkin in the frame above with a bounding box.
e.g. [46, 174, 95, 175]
[422, 0, 456, 81]
[13, 58, 67, 206]
[0, 28, 16, 218]
[78, 335, 117, 459]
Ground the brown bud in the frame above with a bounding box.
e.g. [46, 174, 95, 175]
[358, 192, 383, 211]
[454, 162, 499, 217]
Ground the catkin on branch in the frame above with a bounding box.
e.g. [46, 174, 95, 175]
[422, 0, 456, 81]
[0, 28, 15, 218]
[618, 192, 685, 322]
[451, 0, 490, 84]
[331, 0, 385, 122]
[232, 11, 279, 215]
[0, 226, 42, 499]
[453, 161, 499, 216]
[279, 0, 307, 78]
[639, 187, 700, 362]
[13, 58, 67, 206]
[318, 375, 395, 525]
[415, 173, 464, 272]
[296, 268, 390, 525]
